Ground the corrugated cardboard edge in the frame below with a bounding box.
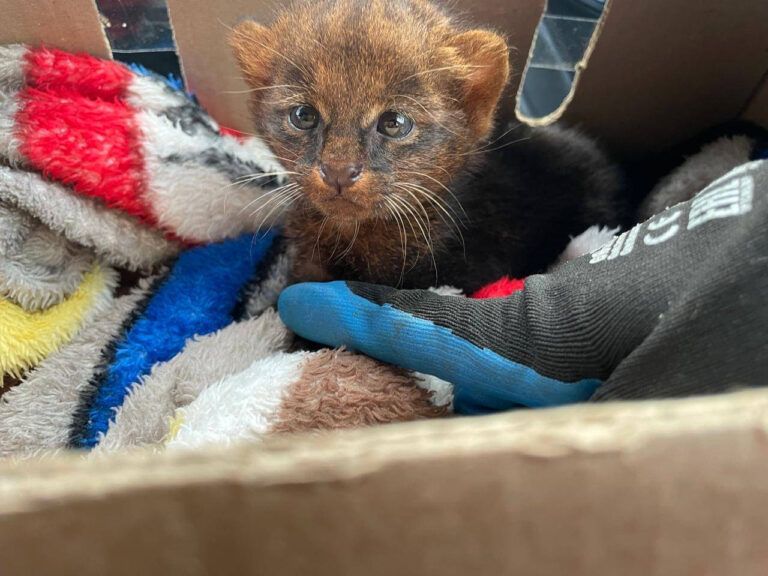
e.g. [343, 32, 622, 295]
[0, 0, 110, 58]
[517, 0, 768, 156]
[514, 0, 610, 128]
[2, 390, 768, 575]
[166, 0, 274, 131]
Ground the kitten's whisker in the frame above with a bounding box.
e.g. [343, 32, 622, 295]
[252, 186, 302, 233]
[454, 136, 532, 157]
[386, 195, 418, 246]
[237, 189, 276, 217]
[311, 215, 329, 261]
[335, 220, 360, 262]
[385, 195, 420, 261]
[382, 198, 409, 285]
[400, 170, 467, 218]
[327, 228, 343, 262]
[230, 174, 299, 192]
[269, 155, 298, 166]
[247, 184, 298, 223]
[255, 94, 305, 106]
[251, 191, 297, 241]
[421, 162, 452, 180]
[475, 122, 525, 151]
[395, 181, 464, 223]
[395, 183, 465, 251]
[217, 176, 280, 200]
[390, 194, 438, 281]
[214, 125, 299, 167]
[245, 186, 296, 221]
[231, 171, 300, 186]
[237, 182, 300, 216]
[404, 187, 464, 230]
[266, 139, 300, 159]
[217, 17, 235, 33]
[401, 159, 452, 180]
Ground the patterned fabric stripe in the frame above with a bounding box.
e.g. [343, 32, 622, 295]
[0, 263, 116, 378]
[0, 200, 95, 311]
[165, 348, 450, 450]
[0, 284, 150, 459]
[74, 232, 276, 448]
[15, 87, 152, 224]
[24, 47, 133, 100]
[165, 351, 306, 450]
[234, 235, 290, 320]
[68, 276, 161, 450]
[0, 167, 179, 271]
[0, 46, 25, 166]
[95, 309, 291, 453]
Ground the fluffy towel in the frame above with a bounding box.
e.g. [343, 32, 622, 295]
[0, 284, 151, 459]
[166, 348, 452, 451]
[0, 166, 178, 271]
[0, 201, 94, 310]
[95, 310, 293, 453]
[71, 233, 275, 448]
[0, 44, 289, 245]
[0, 263, 116, 378]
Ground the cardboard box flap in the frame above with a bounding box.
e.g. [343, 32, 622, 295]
[0, 0, 110, 58]
[2, 390, 768, 575]
[166, 0, 545, 132]
[518, 0, 768, 157]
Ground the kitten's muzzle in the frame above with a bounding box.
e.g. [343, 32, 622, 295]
[319, 162, 363, 194]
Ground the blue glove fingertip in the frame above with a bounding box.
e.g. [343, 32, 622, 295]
[278, 281, 356, 346]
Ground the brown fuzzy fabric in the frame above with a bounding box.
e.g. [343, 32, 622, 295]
[271, 348, 449, 434]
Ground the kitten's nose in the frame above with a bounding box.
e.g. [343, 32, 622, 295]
[319, 162, 363, 192]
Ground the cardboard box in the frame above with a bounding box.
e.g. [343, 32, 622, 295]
[1, 1, 767, 574]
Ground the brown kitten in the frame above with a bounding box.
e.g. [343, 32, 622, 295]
[231, 0, 626, 292]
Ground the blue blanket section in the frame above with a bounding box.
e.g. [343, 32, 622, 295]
[79, 232, 275, 448]
[127, 62, 185, 92]
[279, 281, 601, 413]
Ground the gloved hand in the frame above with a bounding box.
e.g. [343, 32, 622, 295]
[280, 160, 768, 413]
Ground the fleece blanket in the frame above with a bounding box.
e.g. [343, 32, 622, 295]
[0, 45, 758, 460]
[0, 45, 458, 459]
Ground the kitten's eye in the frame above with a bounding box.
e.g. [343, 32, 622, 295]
[289, 105, 320, 130]
[377, 111, 414, 139]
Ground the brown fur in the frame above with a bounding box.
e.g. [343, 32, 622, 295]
[270, 348, 448, 434]
[230, 0, 510, 286]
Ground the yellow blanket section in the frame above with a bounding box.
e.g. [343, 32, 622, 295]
[0, 264, 112, 378]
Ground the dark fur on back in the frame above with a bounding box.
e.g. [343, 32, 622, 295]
[231, 0, 628, 293]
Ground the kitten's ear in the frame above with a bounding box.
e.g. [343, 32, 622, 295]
[450, 30, 510, 140]
[229, 21, 275, 88]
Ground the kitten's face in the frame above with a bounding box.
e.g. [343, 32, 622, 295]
[231, 0, 509, 223]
